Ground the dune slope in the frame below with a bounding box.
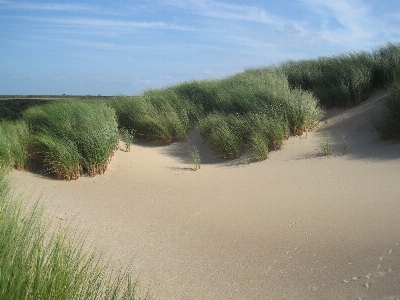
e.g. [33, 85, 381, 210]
[11, 90, 400, 300]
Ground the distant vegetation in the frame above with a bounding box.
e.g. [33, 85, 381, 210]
[0, 42, 399, 177]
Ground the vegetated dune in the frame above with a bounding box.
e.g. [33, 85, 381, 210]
[11, 89, 400, 300]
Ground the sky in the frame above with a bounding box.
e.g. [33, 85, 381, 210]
[1, 0, 399, 96]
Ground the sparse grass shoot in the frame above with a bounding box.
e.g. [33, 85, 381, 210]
[120, 127, 134, 152]
[188, 145, 201, 170]
[341, 132, 348, 154]
[318, 134, 332, 156]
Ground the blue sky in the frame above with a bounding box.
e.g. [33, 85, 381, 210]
[1, 0, 399, 95]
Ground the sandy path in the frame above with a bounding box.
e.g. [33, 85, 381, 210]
[11, 90, 400, 299]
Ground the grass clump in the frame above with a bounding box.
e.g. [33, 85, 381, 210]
[109, 89, 196, 144]
[198, 112, 289, 160]
[198, 113, 242, 158]
[0, 121, 29, 170]
[280, 52, 375, 108]
[373, 42, 400, 88]
[196, 69, 321, 160]
[280, 43, 400, 109]
[0, 171, 144, 300]
[110, 67, 322, 161]
[374, 86, 400, 141]
[24, 100, 119, 180]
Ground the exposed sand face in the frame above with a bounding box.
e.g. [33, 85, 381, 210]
[11, 90, 400, 300]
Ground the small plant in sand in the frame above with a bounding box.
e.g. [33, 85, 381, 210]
[240, 152, 252, 165]
[120, 127, 134, 152]
[318, 134, 332, 156]
[188, 145, 201, 170]
[341, 132, 348, 154]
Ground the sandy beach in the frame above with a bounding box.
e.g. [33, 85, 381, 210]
[11, 90, 400, 299]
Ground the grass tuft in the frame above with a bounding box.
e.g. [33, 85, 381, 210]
[24, 100, 119, 179]
[188, 145, 201, 170]
[120, 127, 135, 152]
[0, 121, 29, 170]
[374, 86, 400, 141]
[318, 134, 332, 156]
[0, 171, 145, 300]
[340, 132, 348, 155]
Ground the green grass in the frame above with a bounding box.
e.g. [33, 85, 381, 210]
[340, 132, 348, 155]
[195, 69, 322, 159]
[198, 113, 242, 158]
[120, 127, 135, 152]
[373, 42, 400, 88]
[188, 145, 201, 170]
[109, 68, 322, 160]
[374, 85, 400, 141]
[280, 43, 400, 109]
[0, 171, 145, 300]
[318, 134, 332, 156]
[109, 89, 196, 144]
[280, 52, 375, 108]
[24, 100, 119, 179]
[0, 121, 29, 170]
[1, 43, 398, 166]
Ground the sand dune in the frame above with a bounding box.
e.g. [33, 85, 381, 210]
[11, 89, 400, 299]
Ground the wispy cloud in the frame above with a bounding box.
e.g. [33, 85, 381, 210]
[6, 15, 192, 32]
[0, 0, 93, 11]
[58, 38, 152, 52]
[300, 0, 376, 45]
[162, 0, 284, 26]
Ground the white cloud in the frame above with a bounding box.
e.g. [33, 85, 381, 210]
[162, 0, 284, 26]
[0, 1, 93, 11]
[7, 15, 191, 32]
[300, 0, 376, 45]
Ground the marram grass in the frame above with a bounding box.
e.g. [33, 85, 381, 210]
[280, 43, 400, 108]
[0, 171, 145, 300]
[0, 120, 29, 170]
[24, 100, 119, 179]
[375, 85, 400, 141]
[2, 43, 396, 166]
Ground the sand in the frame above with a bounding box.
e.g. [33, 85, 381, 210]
[11, 90, 400, 299]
